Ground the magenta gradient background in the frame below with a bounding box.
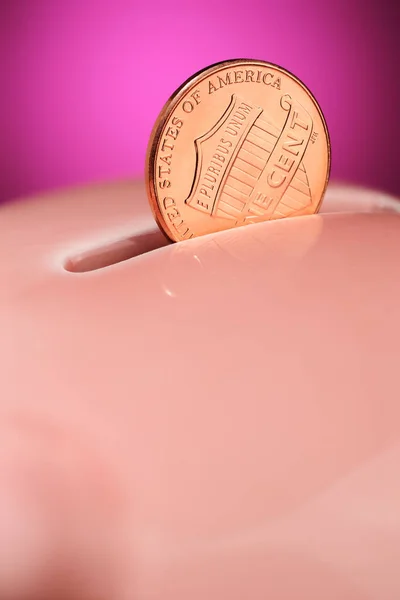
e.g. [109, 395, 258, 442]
[1, 1, 399, 204]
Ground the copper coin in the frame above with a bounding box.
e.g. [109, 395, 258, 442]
[146, 59, 331, 242]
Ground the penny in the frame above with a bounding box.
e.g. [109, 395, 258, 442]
[146, 59, 331, 242]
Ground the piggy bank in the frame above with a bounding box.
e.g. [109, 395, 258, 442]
[1, 180, 400, 600]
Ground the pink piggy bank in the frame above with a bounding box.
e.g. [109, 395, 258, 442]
[1, 180, 400, 600]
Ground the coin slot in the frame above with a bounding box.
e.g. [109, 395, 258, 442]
[64, 230, 170, 273]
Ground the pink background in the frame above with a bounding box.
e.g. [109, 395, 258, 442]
[1, 0, 399, 204]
